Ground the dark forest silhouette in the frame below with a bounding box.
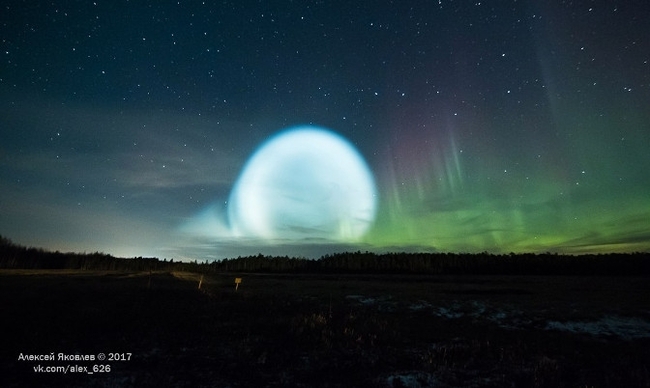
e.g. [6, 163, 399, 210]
[1, 235, 648, 276]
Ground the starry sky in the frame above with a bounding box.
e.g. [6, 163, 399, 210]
[1, 1, 649, 260]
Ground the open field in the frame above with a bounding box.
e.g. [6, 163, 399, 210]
[1, 270, 649, 387]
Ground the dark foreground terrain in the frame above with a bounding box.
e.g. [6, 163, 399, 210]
[1, 270, 649, 387]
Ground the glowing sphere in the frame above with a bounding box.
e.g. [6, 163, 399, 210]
[228, 126, 377, 241]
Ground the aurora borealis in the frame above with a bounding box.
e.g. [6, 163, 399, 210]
[1, 1, 649, 260]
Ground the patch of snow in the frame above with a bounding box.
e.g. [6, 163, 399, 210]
[346, 294, 377, 305]
[434, 307, 464, 319]
[545, 315, 650, 340]
[487, 311, 508, 323]
[384, 371, 439, 388]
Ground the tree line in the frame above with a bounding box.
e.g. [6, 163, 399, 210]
[1, 235, 649, 276]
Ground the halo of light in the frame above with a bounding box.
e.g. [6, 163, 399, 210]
[227, 126, 377, 241]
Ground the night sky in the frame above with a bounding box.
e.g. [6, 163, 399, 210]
[1, 1, 649, 260]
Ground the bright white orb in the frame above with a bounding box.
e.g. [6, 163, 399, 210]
[228, 126, 377, 241]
